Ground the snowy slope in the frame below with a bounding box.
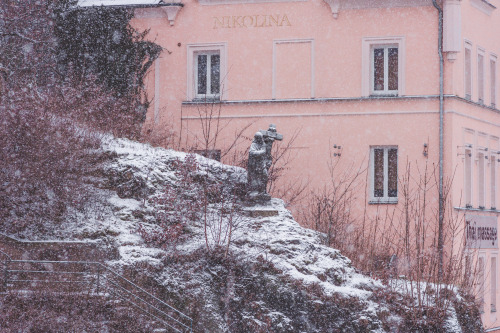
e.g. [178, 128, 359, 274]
[23, 136, 477, 332]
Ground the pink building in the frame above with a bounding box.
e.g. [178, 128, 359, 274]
[80, 0, 500, 329]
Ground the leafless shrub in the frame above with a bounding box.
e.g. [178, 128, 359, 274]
[305, 155, 479, 324]
[0, 0, 149, 234]
[140, 153, 242, 256]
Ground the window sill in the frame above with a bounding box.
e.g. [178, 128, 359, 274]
[369, 199, 398, 205]
[191, 97, 221, 104]
[369, 93, 399, 98]
[454, 206, 500, 213]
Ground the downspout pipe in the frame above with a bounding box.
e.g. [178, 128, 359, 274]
[432, 0, 445, 281]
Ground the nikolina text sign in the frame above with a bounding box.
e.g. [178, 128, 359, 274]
[213, 14, 291, 29]
[465, 215, 498, 249]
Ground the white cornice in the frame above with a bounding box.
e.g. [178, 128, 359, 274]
[470, 0, 496, 15]
[198, 0, 305, 5]
[322, 0, 434, 19]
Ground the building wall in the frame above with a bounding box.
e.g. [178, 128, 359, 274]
[130, 0, 500, 329]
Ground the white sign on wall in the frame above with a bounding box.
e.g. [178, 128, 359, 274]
[465, 215, 498, 249]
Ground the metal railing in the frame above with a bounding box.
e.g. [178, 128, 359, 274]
[0, 251, 192, 333]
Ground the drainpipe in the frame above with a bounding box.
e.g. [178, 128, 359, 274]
[432, 0, 445, 281]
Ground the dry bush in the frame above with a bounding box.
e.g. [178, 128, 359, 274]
[0, 0, 150, 234]
[140, 153, 242, 256]
[0, 291, 153, 332]
[304, 155, 479, 325]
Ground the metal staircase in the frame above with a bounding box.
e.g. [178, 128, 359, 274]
[1, 250, 192, 332]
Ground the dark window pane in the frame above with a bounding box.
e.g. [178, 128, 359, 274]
[388, 48, 398, 91]
[210, 54, 220, 94]
[388, 148, 398, 197]
[373, 48, 384, 91]
[478, 54, 484, 102]
[465, 48, 472, 99]
[491, 59, 496, 107]
[374, 148, 384, 197]
[465, 149, 472, 205]
[197, 54, 207, 95]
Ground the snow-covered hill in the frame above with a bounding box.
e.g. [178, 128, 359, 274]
[10, 137, 482, 332]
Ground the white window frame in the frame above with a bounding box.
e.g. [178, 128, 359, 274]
[362, 37, 405, 97]
[491, 153, 497, 210]
[465, 40, 473, 100]
[478, 150, 486, 209]
[369, 146, 398, 203]
[491, 54, 497, 108]
[479, 254, 486, 313]
[464, 145, 473, 208]
[492, 254, 498, 313]
[478, 47, 486, 104]
[186, 43, 227, 100]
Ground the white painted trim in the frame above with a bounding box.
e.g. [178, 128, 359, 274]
[362, 36, 405, 97]
[341, 0, 432, 9]
[464, 40, 473, 100]
[272, 39, 315, 99]
[478, 46, 486, 104]
[182, 110, 439, 120]
[446, 110, 500, 128]
[186, 42, 227, 101]
[470, 0, 496, 16]
[491, 54, 497, 108]
[443, 0, 462, 53]
[490, 154, 497, 210]
[323, 0, 340, 18]
[463, 128, 474, 207]
[478, 150, 486, 208]
[369, 146, 398, 203]
[199, 0, 305, 5]
[479, 253, 487, 313]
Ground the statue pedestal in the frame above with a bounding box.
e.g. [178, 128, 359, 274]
[243, 207, 279, 218]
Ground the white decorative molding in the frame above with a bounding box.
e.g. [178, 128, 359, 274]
[443, 0, 462, 54]
[447, 52, 458, 62]
[323, 0, 340, 18]
[161, 5, 182, 26]
[272, 39, 315, 99]
[341, 0, 432, 10]
[321, 0, 433, 19]
[186, 43, 228, 101]
[470, 0, 496, 15]
[135, 4, 183, 22]
[198, 0, 305, 5]
[361, 36, 406, 97]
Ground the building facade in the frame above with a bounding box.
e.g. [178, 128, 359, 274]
[80, 0, 500, 329]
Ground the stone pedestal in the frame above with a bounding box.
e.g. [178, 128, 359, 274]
[243, 206, 279, 218]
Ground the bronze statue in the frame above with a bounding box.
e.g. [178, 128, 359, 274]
[246, 124, 282, 203]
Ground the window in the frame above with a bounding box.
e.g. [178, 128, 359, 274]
[370, 146, 398, 202]
[478, 151, 485, 208]
[195, 52, 220, 97]
[362, 37, 405, 97]
[491, 55, 497, 108]
[186, 43, 227, 100]
[372, 46, 398, 95]
[479, 256, 485, 313]
[465, 147, 473, 208]
[465, 42, 472, 100]
[492, 256, 497, 312]
[478, 49, 485, 103]
[492, 156, 497, 209]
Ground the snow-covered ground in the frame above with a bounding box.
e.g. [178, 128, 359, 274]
[22, 136, 474, 332]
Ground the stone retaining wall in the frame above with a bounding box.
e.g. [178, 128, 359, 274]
[0, 233, 119, 261]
